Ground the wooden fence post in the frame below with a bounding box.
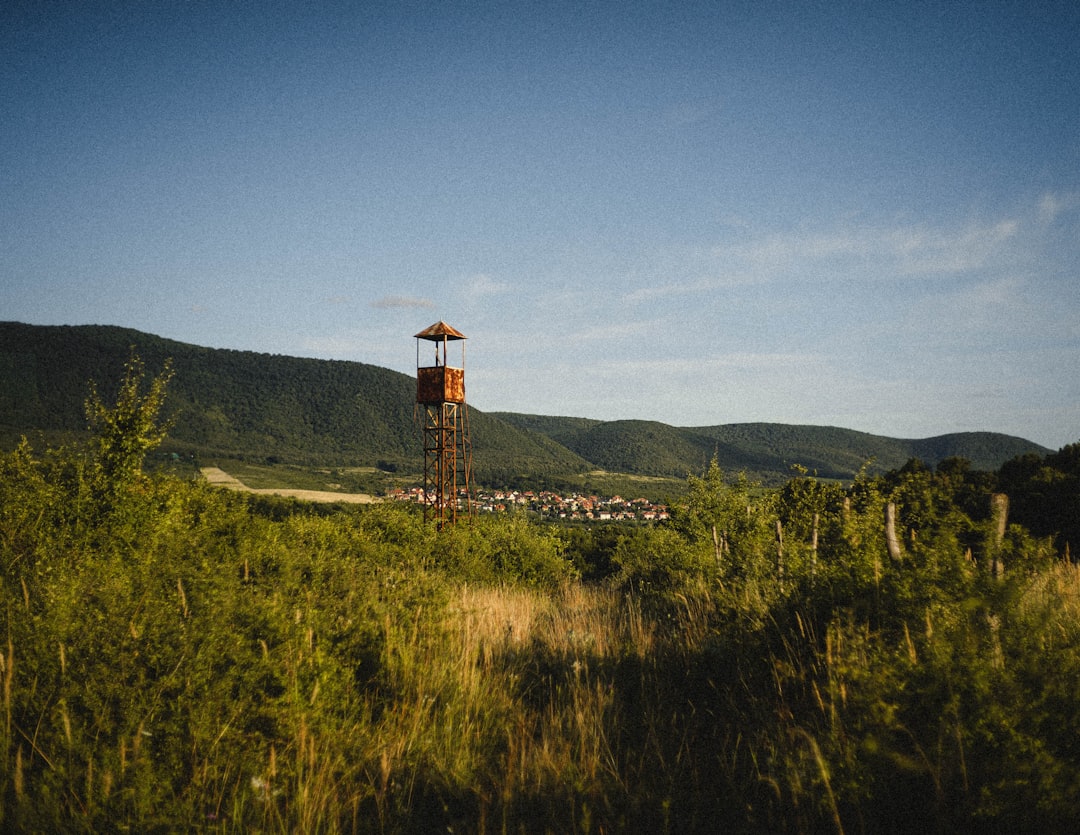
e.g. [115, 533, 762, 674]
[989, 493, 1009, 579]
[776, 519, 785, 588]
[884, 501, 903, 562]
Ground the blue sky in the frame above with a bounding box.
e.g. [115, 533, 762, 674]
[3, 1, 1078, 450]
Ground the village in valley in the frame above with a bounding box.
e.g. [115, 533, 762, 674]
[389, 486, 670, 522]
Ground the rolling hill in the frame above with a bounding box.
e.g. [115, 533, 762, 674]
[492, 413, 1049, 481]
[0, 322, 588, 482]
[1, 322, 1052, 486]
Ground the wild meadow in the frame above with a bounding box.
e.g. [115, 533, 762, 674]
[2, 358, 1079, 832]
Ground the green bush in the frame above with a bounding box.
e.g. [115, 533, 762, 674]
[434, 514, 577, 588]
[2, 363, 1079, 831]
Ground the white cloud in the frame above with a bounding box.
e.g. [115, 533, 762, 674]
[896, 275, 1028, 346]
[371, 295, 435, 310]
[585, 352, 823, 376]
[888, 220, 1018, 275]
[465, 273, 510, 297]
[1038, 191, 1078, 224]
[564, 318, 657, 345]
[623, 272, 764, 304]
[711, 216, 1022, 281]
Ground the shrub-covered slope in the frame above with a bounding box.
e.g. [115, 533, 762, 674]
[1, 322, 1051, 484]
[494, 412, 1051, 482]
[0, 322, 588, 478]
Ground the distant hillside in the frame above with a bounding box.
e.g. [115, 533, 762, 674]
[0, 322, 588, 481]
[1, 323, 1051, 486]
[694, 423, 1047, 477]
[492, 414, 1052, 483]
[497, 418, 722, 478]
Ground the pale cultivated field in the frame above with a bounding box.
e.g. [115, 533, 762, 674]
[199, 467, 380, 503]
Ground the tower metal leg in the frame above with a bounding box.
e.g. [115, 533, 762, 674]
[421, 402, 473, 527]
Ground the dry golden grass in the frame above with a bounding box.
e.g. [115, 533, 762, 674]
[1019, 560, 1080, 644]
[452, 583, 656, 662]
[199, 467, 380, 504]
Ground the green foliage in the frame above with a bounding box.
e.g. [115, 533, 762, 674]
[496, 409, 1051, 484]
[610, 525, 708, 595]
[663, 458, 778, 594]
[85, 351, 174, 488]
[1, 360, 1079, 832]
[1000, 443, 1080, 557]
[434, 514, 577, 589]
[0, 322, 589, 480]
[3, 323, 1052, 488]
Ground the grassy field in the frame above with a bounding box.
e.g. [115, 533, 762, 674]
[194, 459, 416, 496]
[189, 458, 689, 504]
[565, 469, 686, 497]
[4, 433, 1080, 831]
[3, 364, 1078, 832]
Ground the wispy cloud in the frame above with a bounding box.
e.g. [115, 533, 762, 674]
[1038, 191, 1079, 224]
[712, 215, 1023, 281]
[465, 273, 510, 297]
[587, 352, 827, 377]
[623, 273, 763, 304]
[371, 295, 435, 310]
[565, 318, 656, 345]
[888, 220, 1018, 275]
[904, 275, 1028, 339]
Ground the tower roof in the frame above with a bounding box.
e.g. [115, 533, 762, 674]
[414, 321, 466, 341]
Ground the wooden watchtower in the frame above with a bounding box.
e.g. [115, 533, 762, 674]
[415, 321, 473, 527]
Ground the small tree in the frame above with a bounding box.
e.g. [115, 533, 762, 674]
[85, 351, 174, 488]
[671, 456, 775, 588]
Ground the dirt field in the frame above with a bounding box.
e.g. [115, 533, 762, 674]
[199, 467, 380, 504]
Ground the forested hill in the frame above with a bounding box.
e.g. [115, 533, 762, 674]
[0, 322, 587, 481]
[0, 322, 1052, 484]
[489, 416, 1051, 481]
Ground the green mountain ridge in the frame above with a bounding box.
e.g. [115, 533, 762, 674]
[1, 322, 1052, 486]
[492, 412, 1050, 481]
[0, 322, 588, 482]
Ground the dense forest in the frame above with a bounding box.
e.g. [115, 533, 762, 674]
[1, 322, 1048, 488]
[0, 322, 589, 483]
[492, 413, 1050, 480]
[2, 354, 1079, 832]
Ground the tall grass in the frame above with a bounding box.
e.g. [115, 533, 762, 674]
[3, 432, 1080, 831]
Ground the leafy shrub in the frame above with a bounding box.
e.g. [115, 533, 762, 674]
[2, 362, 1079, 831]
[434, 514, 577, 589]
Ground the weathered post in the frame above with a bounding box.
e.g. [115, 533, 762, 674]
[776, 519, 785, 588]
[884, 501, 903, 562]
[989, 492, 1009, 579]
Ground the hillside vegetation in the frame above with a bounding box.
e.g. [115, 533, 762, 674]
[1, 322, 1051, 488]
[0, 322, 588, 483]
[494, 413, 1048, 481]
[2, 355, 1079, 832]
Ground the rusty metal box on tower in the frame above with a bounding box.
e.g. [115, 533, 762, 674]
[416, 365, 465, 404]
